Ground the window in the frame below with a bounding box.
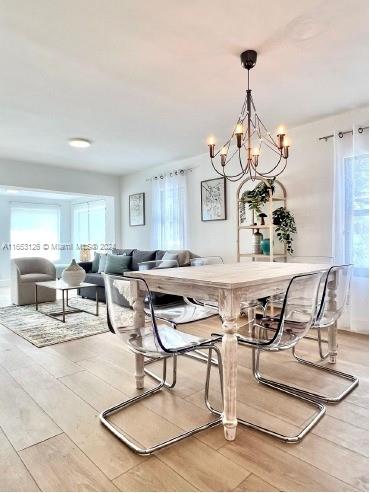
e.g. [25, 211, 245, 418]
[10, 203, 61, 261]
[151, 174, 187, 250]
[72, 200, 106, 253]
[344, 154, 369, 276]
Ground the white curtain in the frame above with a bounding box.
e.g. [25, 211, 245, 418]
[332, 125, 369, 332]
[151, 172, 188, 250]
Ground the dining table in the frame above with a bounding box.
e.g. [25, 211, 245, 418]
[127, 261, 332, 441]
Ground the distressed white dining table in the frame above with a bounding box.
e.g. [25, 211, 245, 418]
[127, 261, 331, 441]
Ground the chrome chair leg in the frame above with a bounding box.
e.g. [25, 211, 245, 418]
[205, 345, 325, 443]
[246, 349, 326, 442]
[290, 345, 359, 403]
[144, 355, 177, 388]
[304, 326, 330, 360]
[185, 348, 219, 366]
[100, 355, 222, 455]
[204, 346, 224, 415]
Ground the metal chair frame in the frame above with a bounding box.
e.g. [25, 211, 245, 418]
[100, 275, 224, 455]
[291, 265, 359, 403]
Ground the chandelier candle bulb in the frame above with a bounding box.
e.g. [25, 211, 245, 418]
[252, 147, 260, 166]
[235, 123, 244, 148]
[207, 136, 216, 158]
[220, 146, 227, 166]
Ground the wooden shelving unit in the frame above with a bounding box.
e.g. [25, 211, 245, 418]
[237, 178, 287, 262]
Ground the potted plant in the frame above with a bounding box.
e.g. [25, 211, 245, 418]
[239, 178, 275, 223]
[272, 207, 297, 254]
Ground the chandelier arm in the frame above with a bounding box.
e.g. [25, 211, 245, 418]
[255, 159, 288, 179]
[238, 148, 251, 175]
[256, 114, 280, 149]
[260, 139, 282, 156]
[210, 150, 250, 180]
[254, 154, 286, 177]
[210, 157, 228, 177]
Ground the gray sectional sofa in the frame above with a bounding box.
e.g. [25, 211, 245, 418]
[78, 248, 197, 305]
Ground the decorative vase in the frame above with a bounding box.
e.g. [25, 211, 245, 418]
[261, 238, 271, 256]
[62, 259, 86, 285]
[252, 229, 263, 254]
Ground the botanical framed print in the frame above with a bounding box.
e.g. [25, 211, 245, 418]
[129, 193, 145, 226]
[201, 177, 227, 221]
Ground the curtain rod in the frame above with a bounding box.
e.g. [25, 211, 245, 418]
[318, 126, 369, 142]
[145, 168, 192, 182]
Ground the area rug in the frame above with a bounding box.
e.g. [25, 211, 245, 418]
[0, 298, 133, 348]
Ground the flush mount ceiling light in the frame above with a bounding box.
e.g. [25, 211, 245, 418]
[68, 138, 92, 148]
[207, 50, 290, 182]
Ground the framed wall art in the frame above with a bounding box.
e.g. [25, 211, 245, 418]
[200, 177, 227, 221]
[129, 193, 145, 226]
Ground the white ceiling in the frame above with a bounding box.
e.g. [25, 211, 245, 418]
[0, 0, 367, 175]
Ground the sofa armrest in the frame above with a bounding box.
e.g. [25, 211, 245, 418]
[79, 261, 93, 273]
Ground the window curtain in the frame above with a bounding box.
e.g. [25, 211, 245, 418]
[332, 125, 369, 332]
[151, 172, 188, 250]
[72, 199, 106, 258]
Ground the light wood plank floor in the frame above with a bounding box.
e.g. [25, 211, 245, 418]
[0, 303, 368, 492]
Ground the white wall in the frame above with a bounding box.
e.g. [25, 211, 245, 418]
[0, 158, 121, 246]
[120, 105, 369, 331]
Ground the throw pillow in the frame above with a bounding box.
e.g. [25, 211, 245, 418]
[158, 251, 179, 268]
[132, 250, 156, 271]
[91, 252, 100, 273]
[105, 254, 132, 275]
[167, 250, 190, 266]
[98, 253, 108, 273]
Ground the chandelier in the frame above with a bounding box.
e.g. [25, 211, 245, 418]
[207, 50, 290, 182]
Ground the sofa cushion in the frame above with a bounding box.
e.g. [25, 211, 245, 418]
[112, 248, 135, 256]
[132, 250, 156, 271]
[105, 254, 132, 275]
[91, 253, 100, 273]
[20, 273, 54, 283]
[85, 273, 106, 287]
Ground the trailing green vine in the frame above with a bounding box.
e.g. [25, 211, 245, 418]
[272, 207, 297, 254]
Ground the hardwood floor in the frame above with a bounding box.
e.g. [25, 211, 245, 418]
[0, 308, 368, 492]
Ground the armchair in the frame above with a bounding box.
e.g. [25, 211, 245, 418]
[11, 257, 56, 305]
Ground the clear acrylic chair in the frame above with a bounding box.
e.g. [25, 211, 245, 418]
[210, 272, 326, 443]
[100, 274, 223, 455]
[292, 264, 359, 403]
[138, 259, 221, 366]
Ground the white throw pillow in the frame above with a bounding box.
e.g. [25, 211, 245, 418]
[98, 253, 108, 273]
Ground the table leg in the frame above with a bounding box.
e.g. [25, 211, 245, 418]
[131, 280, 145, 390]
[96, 288, 99, 316]
[219, 289, 240, 441]
[66, 289, 69, 307]
[35, 285, 38, 310]
[62, 290, 66, 323]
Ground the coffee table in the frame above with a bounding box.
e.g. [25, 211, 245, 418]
[35, 280, 99, 323]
